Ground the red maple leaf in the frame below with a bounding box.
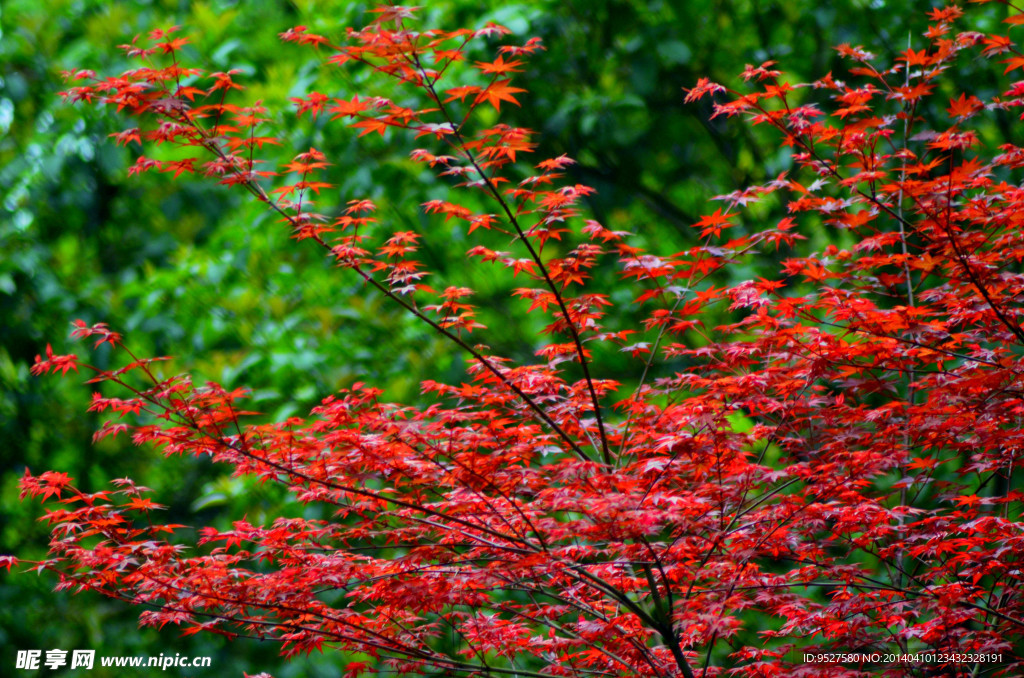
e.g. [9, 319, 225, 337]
[474, 80, 526, 111]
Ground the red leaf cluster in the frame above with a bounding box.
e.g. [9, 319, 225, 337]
[19, 5, 1024, 677]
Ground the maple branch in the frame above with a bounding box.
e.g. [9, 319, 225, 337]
[117, 376, 539, 550]
[753, 92, 1024, 350]
[406, 50, 612, 465]
[791, 309, 1020, 375]
[91, 377, 541, 559]
[360, 417, 540, 546]
[559, 562, 696, 678]
[77, 362, 687, 673]
[933, 171, 1024, 346]
[615, 240, 722, 461]
[341, 260, 597, 462]
[52, 555, 625, 678]
[891, 39, 919, 619]
[512, 565, 675, 672]
[172, 106, 600, 465]
[316, 32, 612, 462]
[504, 603, 666, 678]
[376, 405, 550, 550]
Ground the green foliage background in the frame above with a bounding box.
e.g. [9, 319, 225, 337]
[0, 0, 1008, 675]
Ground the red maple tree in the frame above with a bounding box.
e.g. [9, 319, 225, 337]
[14, 4, 1024, 676]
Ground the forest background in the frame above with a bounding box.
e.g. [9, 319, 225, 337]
[0, 0, 1011, 676]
